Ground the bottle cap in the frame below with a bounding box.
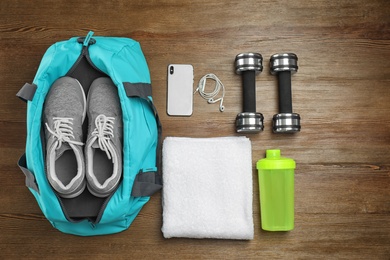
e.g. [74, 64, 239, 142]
[256, 149, 295, 170]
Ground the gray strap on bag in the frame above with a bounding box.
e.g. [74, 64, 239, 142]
[131, 170, 162, 197]
[16, 83, 37, 102]
[17, 154, 39, 193]
[123, 82, 152, 99]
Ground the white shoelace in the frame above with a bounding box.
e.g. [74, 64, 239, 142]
[91, 115, 116, 161]
[45, 117, 84, 149]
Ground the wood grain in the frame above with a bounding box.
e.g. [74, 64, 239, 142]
[0, 0, 389, 259]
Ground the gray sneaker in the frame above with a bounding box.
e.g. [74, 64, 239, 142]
[85, 77, 122, 198]
[43, 77, 87, 198]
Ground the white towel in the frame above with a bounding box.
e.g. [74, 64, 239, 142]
[161, 136, 254, 240]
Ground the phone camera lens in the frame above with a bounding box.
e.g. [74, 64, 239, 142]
[170, 66, 174, 75]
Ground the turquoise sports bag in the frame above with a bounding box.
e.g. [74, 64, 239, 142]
[16, 31, 162, 236]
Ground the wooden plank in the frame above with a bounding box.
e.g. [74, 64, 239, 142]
[0, 0, 389, 258]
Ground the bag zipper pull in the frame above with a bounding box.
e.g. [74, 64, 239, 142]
[83, 31, 94, 47]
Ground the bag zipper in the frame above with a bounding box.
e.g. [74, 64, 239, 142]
[92, 185, 120, 224]
[67, 32, 106, 76]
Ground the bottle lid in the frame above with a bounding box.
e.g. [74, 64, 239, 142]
[256, 149, 296, 170]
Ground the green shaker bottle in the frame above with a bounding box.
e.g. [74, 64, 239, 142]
[256, 149, 295, 231]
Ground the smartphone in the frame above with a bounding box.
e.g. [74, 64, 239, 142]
[167, 64, 194, 116]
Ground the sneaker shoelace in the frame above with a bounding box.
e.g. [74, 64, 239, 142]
[45, 117, 84, 149]
[91, 114, 116, 161]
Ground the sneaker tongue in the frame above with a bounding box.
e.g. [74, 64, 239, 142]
[55, 143, 72, 160]
[89, 137, 116, 162]
[91, 139, 100, 149]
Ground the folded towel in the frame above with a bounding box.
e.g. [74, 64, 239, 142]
[161, 136, 254, 240]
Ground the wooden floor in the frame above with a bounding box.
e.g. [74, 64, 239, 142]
[1, 0, 389, 259]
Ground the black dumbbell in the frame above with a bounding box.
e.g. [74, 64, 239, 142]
[270, 53, 301, 133]
[235, 53, 264, 133]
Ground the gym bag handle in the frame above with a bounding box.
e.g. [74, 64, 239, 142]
[123, 82, 163, 197]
